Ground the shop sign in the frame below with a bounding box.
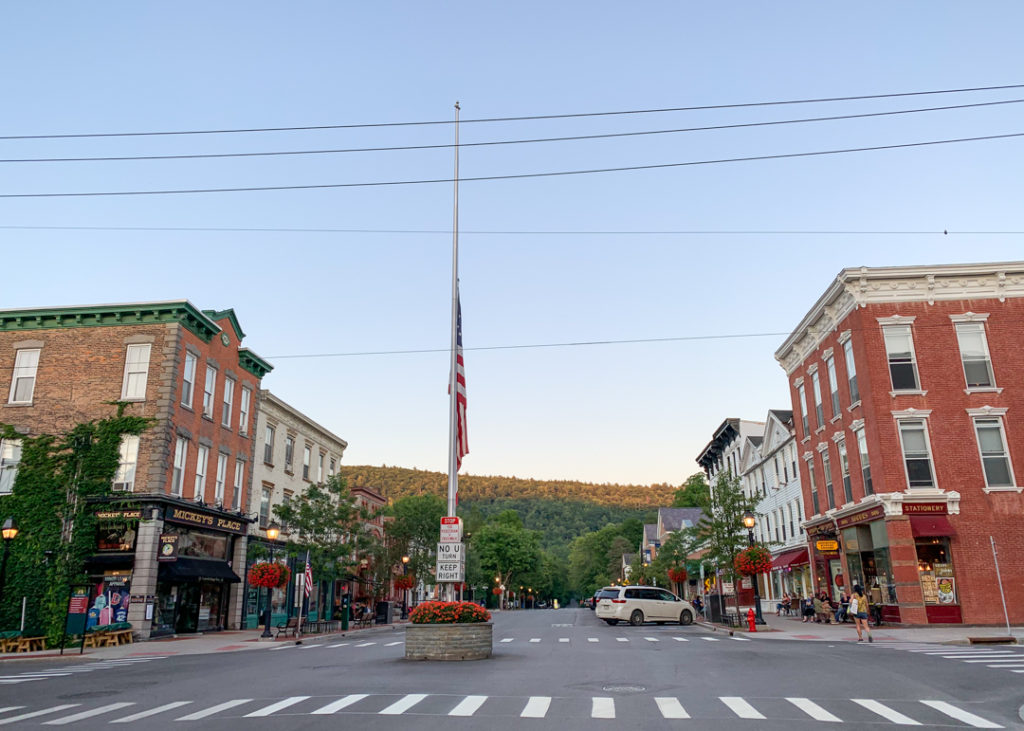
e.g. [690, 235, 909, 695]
[902, 502, 947, 515]
[806, 522, 836, 538]
[835, 505, 885, 529]
[165, 507, 246, 535]
[96, 509, 142, 521]
[158, 534, 179, 562]
[815, 539, 839, 552]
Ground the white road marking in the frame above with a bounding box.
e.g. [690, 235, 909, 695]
[616, 638, 629, 642]
[111, 702, 193, 723]
[591, 697, 615, 719]
[385, 641, 403, 646]
[0, 709, 22, 716]
[587, 637, 599, 643]
[672, 637, 688, 642]
[311, 694, 368, 714]
[655, 697, 689, 719]
[529, 638, 541, 643]
[0, 705, 80, 726]
[299, 644, 322, 650]
[449, 695, 488, 716]
[787, 697, 841, 722]
[244, 696, 311, 717]
[176, 699, 252, 721]
[1013, 670, 1024, 674]
[852, 699, 921, 725]
[700, 637, 720, 642]
[268, 645, 293, 651]
[559, 638, 570, 643]
[327, 642, 350, 648]
[984, 663, 1024, 668]
[721, 697, 765, 719]
[961, 657, 1020, 662]
[43, 703, 135, 725]
[0, 679, 45, 684]
[920, 700, 1002, 728]
[500, 638, 514, 643]
[379, 694, 428, 715]
[355, 642, 376, 647]
[521, 697, 551, 718]
[731, 637, 752, 642]
[644, 637, 659, 642]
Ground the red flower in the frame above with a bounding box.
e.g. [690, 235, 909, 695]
[248, 562, 291, 588]
[734, 546, 772, 576]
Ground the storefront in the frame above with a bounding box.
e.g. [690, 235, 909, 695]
[836, 504, 901, 623]
[904, 502, 961, 624]
[806, 520, 844, 602]
[770, 547, 811, 602]
[85, 509, 143, 627]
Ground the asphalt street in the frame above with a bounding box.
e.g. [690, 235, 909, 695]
[0, 608, 1021, 729]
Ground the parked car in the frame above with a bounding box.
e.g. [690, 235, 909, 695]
[590, 587, 617, 610]
[595, 586, 695, 626]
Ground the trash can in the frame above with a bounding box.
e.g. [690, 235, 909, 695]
[375, 601, 393, 625]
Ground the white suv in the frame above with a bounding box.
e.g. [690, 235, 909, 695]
[595, 586, 695, 626]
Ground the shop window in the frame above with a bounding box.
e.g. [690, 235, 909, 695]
[821, 451, 835, 510]
[96, 520, 138, 552]
[883, 325, 920, 391]
[113, 435, 140, 491]
[843, 339, 859, 403]
[916, 537, 956, 605]
[898, 420, 936, 489]
[955, 322, 995, 389]
[9, 348, 40, 404]
[163, 525, 227, 559]
[0, 439, 22, 495]
[856, 428, 873, 496]
[973, 417, 1015, 488]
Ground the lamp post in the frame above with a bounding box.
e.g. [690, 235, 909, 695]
[0, 517, 18, 607]
[260, 522, 281, 639]
[401, 555, 410, 619]
[742, 510, 765, 625]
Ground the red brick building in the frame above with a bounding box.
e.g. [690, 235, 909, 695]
[775, 263, 1024, 625]
[0, 301, 272, 638]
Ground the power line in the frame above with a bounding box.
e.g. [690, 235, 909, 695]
[2, 131, 1021, 199]
[3, 98, 1021, 164]
[1, 83, 1021, 140]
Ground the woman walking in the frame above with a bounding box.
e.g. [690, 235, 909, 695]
[850, 585, 873, 642]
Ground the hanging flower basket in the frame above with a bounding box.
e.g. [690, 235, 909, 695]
[394, 575, 415, 591]
[491, 587, 502, 596]
[248, 562, 291, 589]
[734, 546, 772, 576]
[667, 567, 688, 584]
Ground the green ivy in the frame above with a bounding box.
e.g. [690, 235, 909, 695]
[0, 404, 152, 645]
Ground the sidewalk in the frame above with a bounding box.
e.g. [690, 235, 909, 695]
[700, 611, 1022, 644]
[0, 621, 409, 663]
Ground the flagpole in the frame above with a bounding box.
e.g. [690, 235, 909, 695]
[445, 101, 461, 603]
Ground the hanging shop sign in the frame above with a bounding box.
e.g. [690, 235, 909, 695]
[902, 502, 948, 515]
[835, 505, 885, 529]
[165, 507, 246, 535]
[158, 534, 179, 562]
[815, 540, 840, 553]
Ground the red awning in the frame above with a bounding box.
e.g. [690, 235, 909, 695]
[771, 548, 810, 569]
[909, 514, 957, 538]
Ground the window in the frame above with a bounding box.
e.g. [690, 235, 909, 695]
[222, 378, 234, 428]
[284, 436, 295, 471]
[202, 366, 217, 418]
[898, 419, 935, 489]
[259, 488, 271, 528]
[113, 435, 140, 491]
[121, 344, 151, 400]
[856, 428, 873, 495]
[843, 339, 859, 403]
[0, 439, 22, 495]
[821, 450, 835, 510]
[798, 384, 809, 436]
[171, 437, 187, 496]
[194, 445, 209, 501]
[807, 461, 819, 515]
[232, 460, 244, 511]
[280, 494, 291, 532]
[775, 511, 781, 542]
[811, 372, 824, 428]
[837, 439, 852, 503]
[884, 325, 920, 391]
[782, 455, 788, 483]
[215, 453, 228, 505]
[318, 453, 324, 482]
[790, 447, 797, 482]
[264, 426, 275, 464]
[303, 445, 312, 480]
[974, 417, 1015, 488]
[788, 503, 796, 537]
[329, 458, 336, 476]
[955, 323, 995, 389]
[239, 387, 251, 435]
[9, 348, 40, 404]
[182, 352, 197, 407]
[826, 357, 840, 417]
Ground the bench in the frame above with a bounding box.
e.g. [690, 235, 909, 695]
[275, 617, 299, 639]
[84, 622, 133, 648]
[357, 612, 373, 629]
[14, 636, 45, 652]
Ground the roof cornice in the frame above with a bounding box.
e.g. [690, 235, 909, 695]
[0, 300, 221, 342]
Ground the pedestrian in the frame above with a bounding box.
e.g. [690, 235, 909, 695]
[801, 595, 814, 622]
[834, 592, 850, 624]
[850, 585, 873, 642]
[812, 593, 824, 623]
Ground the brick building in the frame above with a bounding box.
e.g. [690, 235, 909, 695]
[775, 262, 1024, 625]
[0, 301, 272, 638]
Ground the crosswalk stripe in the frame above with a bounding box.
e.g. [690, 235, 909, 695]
[616, 638, 628, 642]
[983, 663, 1024, 668]
[654, 697, 689, 719]
[379, 694, 428, 715]
[355, 642, 376, 647]
[1012, 670, 1024, 674]
[448, 695, 487, 716]
[721, 697, 764, 719]
[961, 657, 1020, 662]
[587, 637, 599, 643]
[244, 696, 310, 717]
[0, 679, 43, 685]
[591, 697, 615, 719]
[0, 705, 80, 725]
[269, 645, 293, 650]
[530, 638, 541, 643]
[521, 697, 551, 718]
[500, 638, 514, 643]
[385, 641, 403, 647]
[176, 699, 252, 721]
[920, 700, 1002, 728]
[299, 644, 322, 649]
[700, 637, 720, 642]
[731, 637, 751, 642]
[644, 637, 659, 642]
[672, 637, 688, 642]
[852, 699, 921, 725]
[110, 702, 193, 723]
[559, 638, 570, 643]
[328, 642, 350, 648]
[43, 703, 135, 726]
[786, 697, 841, 722]
[0, 709, 23, 716]
[311, 694, 368, 715]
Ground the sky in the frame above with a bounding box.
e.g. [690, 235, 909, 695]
[1, 3, 1023, 486]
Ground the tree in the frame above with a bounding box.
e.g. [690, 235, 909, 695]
[472, 514, 541, 604]
[672, 473, 710, 508]
[692, 472, 759, 611]
[386, 494, 445, 584]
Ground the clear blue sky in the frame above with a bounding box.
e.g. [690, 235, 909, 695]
[2, 3, 1022, 485]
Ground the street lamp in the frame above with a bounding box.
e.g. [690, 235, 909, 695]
[401, 555, 410, 619]
[0, 517, 18, 606]
[742, 510, 765, 626]
[260, 522, 280, 639]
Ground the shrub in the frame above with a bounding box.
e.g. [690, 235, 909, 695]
[409, 601, 491, 624]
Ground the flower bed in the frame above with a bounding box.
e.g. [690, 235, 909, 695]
[409, 601, 490, 624]
[405, 601, 492, 661]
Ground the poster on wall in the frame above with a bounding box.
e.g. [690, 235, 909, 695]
[936, 577, 956, 604]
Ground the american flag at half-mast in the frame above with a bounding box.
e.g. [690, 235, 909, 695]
[303, 550, 313, 597]
[454, 291, 469, 470]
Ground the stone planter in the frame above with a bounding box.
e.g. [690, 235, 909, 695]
[404, 622, 492, 661]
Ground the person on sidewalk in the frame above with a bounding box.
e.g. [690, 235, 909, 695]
[850, 585, 873, 642]
[801, 595, 814, 622]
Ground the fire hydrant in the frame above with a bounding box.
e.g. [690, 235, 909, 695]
[746, 608, 756, 633]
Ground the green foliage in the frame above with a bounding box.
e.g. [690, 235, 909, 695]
[693, 472, 760, 585]
[472, 518, 541, 590]
[385, 494, 446, 584]
[672, 473, 710, 508]
[568, 518, 645, 597]
[0, 406, 152, 645]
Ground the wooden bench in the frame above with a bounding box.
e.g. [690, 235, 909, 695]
[14, 636, 45, 652]
[108, 629, 133, 645]
[275, 617, 299, 639]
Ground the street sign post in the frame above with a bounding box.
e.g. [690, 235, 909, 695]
[440, 517, 462, 543]
[436, 542, 465, 583]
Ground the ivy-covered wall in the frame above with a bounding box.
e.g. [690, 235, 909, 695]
[0, 406, 151, 644]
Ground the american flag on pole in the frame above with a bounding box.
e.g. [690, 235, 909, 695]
[454, 291, 469, 470]
[303, 550, 313, 597]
